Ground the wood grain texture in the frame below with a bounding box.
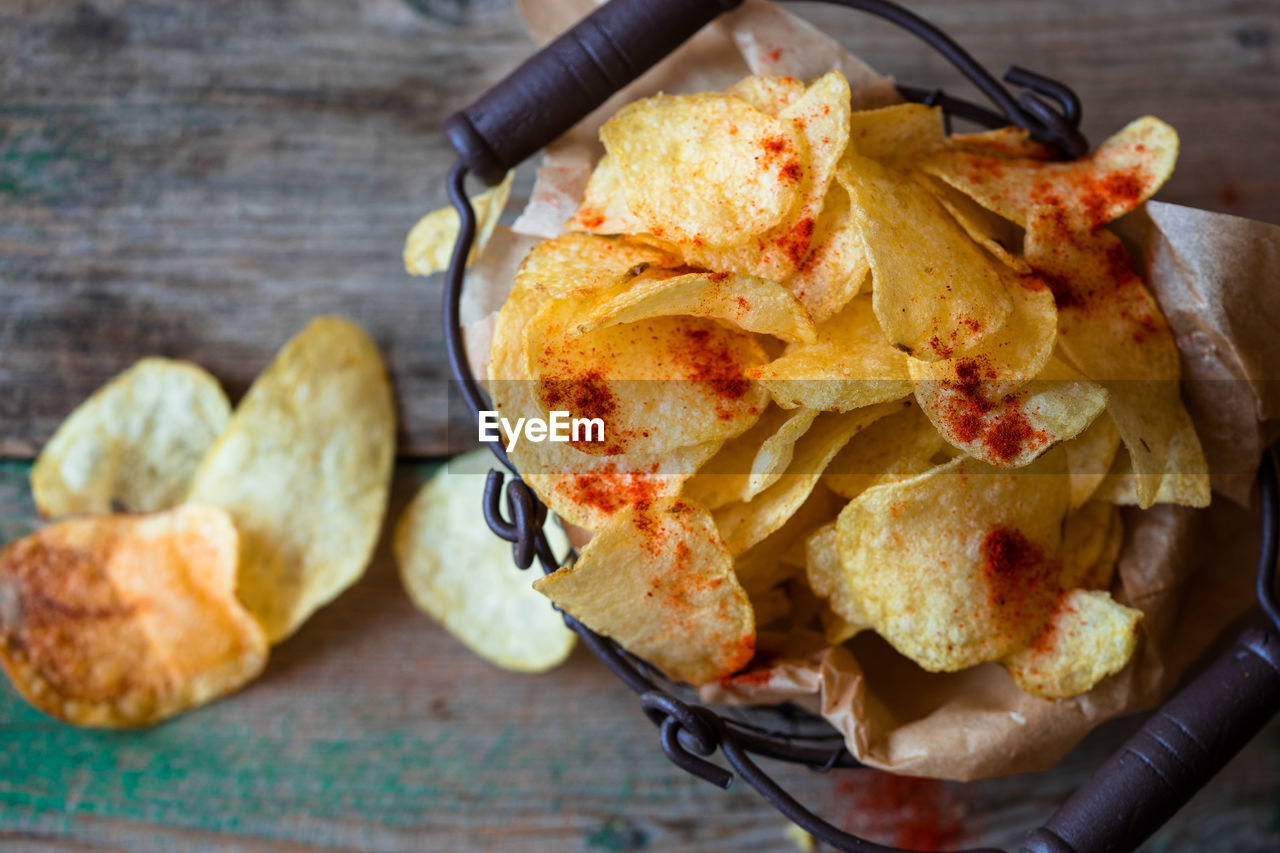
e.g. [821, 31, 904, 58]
[1, 461, 1279, 852]
[0, 0, 1277, 456]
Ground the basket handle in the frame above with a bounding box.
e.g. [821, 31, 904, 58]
[1021, 627, 1280, 853]
[443, 0, 744, 185]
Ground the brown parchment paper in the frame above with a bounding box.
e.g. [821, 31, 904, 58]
[455, 0, 1280, 781]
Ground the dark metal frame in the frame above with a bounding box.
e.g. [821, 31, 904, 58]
[438, 1, 1280, 850]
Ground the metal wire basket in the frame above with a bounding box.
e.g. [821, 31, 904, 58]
[437, 1, 1280, 849]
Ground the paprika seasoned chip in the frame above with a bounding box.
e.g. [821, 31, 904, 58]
[1001, 589, 1142, 699]
[822, 401, 947, 500]
[0, 505, 267, 727]
[683, 406, 819, 510]
[187, 316, 396, 643]
[533, 498, 754, 685]
[32, 358, 230, 518]
[395, 451, 576, 672]
[404, 171, 514, 276]
[834, 450, 1070, 671]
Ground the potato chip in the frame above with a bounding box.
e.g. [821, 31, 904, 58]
[783, 181, 870, 323]
[404, 171, 514, 276]
[0, 506, 267, 727]
[570, 266, 817, 344]
[846, 103, 946, 164]
[32, 358, 230, 518]
[601, 92, 804, 247]
[569, 153, 647, 235]
[1001, 589, 1141, 698]
[823, 402, 946, 499]
[395, 451, 576, 672]
[922, 116, 1177, 231]
[751, 295, 912, 412]
[1059, 500, 1121, 591]
[725, 74, 805, 115]
[804, 522, 870, 644]
[947, 126, 1057, 160]
[1064, 414, 1122, 510]
[835, 450, 1070, 671]
[1091, 403, 1211, 508]
[749, 584, 793, 629]
[914, 172, 1029, 272]
[841, 154, 1012, 360]
[915, 354, 1108, 467]
[186, 317, 395, 643]
[714, 402, 903, 555]
[533, 497, 754, 685]
[684, 406, 819, 510]
[1027, 214, 1182, 507]
[732, 482, 843, 596]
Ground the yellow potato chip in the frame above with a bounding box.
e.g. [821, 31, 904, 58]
[32, 358, 230, 518]
[835, 450, 1070, 671]
[683, 406, 819, 510]
[846, 103, 946, 164]
[841, 154, 1012, 360]
[489, 237, 719, 530]
[714, 402, 903, 556]
[602, 92, 804, 247]
[725, 74, 806, 115]
[569, 153, 647, 235]
[914, 354, 1107, 467]
[923, 116, 1177, 231]
[947, 126, 1058, 160]
[1027, 213, 1181, 507]
[804, 522, 871, 644]
[1059, 500, 1121, 591]
[404, 171, 514, 276]
[571, 266, 816, 344]
[732, 486, 844, 596]
[783, 181, 870, 323]
[187, 317, 396, 643]
[533, 497, 755, 685]
[751, 295, 912, 412]
[0, 506, 267, 727]
[823, 401, 946, 499]
[1064, 413, 1122, 510]
[1091, 403, 1210, 508]
[395, 451, 576, 672]
[914, 172, 1029, 272]
[1001, 589, 1141, 698]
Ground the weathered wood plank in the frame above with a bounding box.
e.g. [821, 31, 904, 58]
[0, 0, 1276, 456]
[1, 460, 1278, 851]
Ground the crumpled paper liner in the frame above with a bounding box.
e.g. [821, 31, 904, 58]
[453, 0, 1280, 781]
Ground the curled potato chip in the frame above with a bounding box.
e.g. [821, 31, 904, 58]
[751, 295, 912, 412]
[922, 117, 1177, 231]
[733, 486, 843, 596]
[714, 402, 903, 556]
[32, 358, 230, 518]
[804, 522, 870, 644]
[914, 172, 1029, 272]
[835, 450, 1070, 671]
[1001, 589, 1142, 698]
[571, 267, 816, 344]
[1092, 404, 1210, 508]
[395, 451, 576, 672]
[915, 354, 1107, 467]
[491, 235, 719, 529]
[684, 406, 819, 510]
[1064, 414, 1122, 510]
[187, 317, 396, 643]
[841, 154, 1012, 360]
[404, 171, 514, 276]
[947, 126, 1058, 160]
[823, 402, 946, 500]
[784, 181, 870, 323]
[0, 506, 267, 727]
[602, 92, 804, 247]
[1059, 500, 1121, 591]
[533, 498, 754, 685]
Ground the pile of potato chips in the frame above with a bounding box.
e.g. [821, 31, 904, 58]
[430, 69, 1211, 698]
[0, 318, 395, 726]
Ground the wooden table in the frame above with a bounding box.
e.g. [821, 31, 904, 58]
[2, 1, 1278, 850]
